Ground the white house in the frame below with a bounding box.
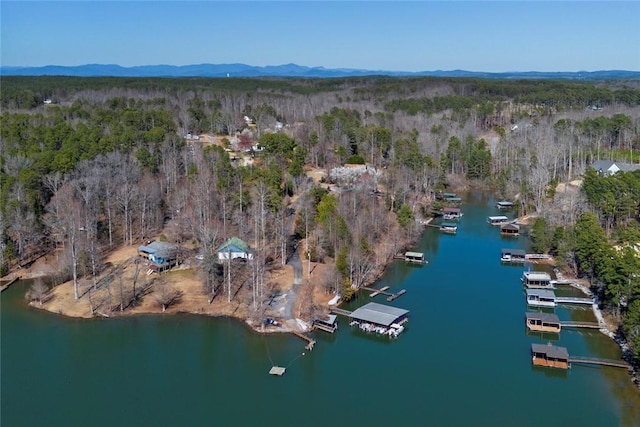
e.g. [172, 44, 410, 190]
[217, 237, 253, 261]
[591, 160, 640, 176]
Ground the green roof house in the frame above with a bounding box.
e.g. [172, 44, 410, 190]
[217, 237, 253, 261]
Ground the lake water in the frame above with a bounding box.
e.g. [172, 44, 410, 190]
[2, 192, 639, 427]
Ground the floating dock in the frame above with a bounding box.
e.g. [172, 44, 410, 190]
[361, 286, 407, 301]
[387, 289, 406, 301]
[269, 366, 286, 376]
[363, 286, 392, 297]
[531, 343, 630, 370]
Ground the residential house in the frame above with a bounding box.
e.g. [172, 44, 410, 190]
[137, 241, 178, 271]
[217, 237, 253, 261]
[591, 160, 640, 176]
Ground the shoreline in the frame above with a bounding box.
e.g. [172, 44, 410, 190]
[554, 267, 639, 388]
[3, 217, 423, 347]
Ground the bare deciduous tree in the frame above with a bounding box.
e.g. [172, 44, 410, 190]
[153, 278, 183, 312]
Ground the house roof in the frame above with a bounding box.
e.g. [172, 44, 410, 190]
[349, 302, 409, 327]
[591, 160, 616, 172]
[591, 160, 640, 173]
[526, 312, 560, 323]
[138, 241, 177, 258]
[218, 237, 250, 253]
[531, 343, 568, 359]
[619, 163, 640, 172]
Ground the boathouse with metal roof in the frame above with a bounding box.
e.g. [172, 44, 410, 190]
[349, 302, 409, 327]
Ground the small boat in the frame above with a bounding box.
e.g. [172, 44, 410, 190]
[440, 222, 458, 234]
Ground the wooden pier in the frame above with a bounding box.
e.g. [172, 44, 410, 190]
[361, 286, 407, 301]
[387, 289, 406, 301]
[0, 276, 20, 293]
[424, 223, 441, 229]
[569, 357, 631, 369]
[362, 286, 393, 297]
[292, 331, 316, 351]
[560, 321, 601, 329]
[329, 307, 353, 316]
[555, 296, 595, 305]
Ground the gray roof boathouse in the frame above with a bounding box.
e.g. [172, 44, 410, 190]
[349, 302, 409, 327]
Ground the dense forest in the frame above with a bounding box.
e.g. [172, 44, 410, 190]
[1, 75, 639, 361]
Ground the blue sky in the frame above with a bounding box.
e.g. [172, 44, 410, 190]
[2, 1, 639, 72]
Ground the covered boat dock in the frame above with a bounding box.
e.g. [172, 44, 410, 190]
[442, 207, 462, 219]
[522, 271, 553, 289]
[313, 314, 338, 333]
[531, 343, 570, 369]
[404, 251, 426, 264]
[487, 215, 510, 225]
[349, 302, 409, 327]
[500, 223, 520, 236]
[501, 248, 526, 263]
[526, 289, 556, 307]
[525, 312, 561, 333]
[496, 201, 514, 209]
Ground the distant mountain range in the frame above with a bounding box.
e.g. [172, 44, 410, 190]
[1, 63, 639, 80]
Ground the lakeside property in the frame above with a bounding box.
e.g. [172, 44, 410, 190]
[3, 193, 639, 427]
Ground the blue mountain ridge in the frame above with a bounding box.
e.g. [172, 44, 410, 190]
[1, 63, 639, 80]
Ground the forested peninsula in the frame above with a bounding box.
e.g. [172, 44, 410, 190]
[1, 76, 639, 369]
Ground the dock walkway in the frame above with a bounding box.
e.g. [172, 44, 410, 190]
[556, 296, 595, 305]
[387, 289, 406, 302]
[569, 357, 631, 369]
[362, 286, 392, 297]
[329, 307, 353, 316]
[291, 331, 316, 351]
[561, 321, 601, 329]
[361, 286, 407, 301]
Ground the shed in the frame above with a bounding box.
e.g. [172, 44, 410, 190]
[217, 237, 253, 261]
[349, 302, 409, 327]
